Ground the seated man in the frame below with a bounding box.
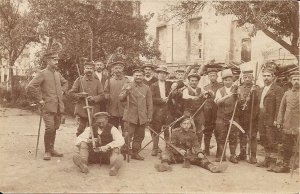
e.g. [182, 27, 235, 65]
[155, 117, 228, 173]
[73, 112, 125, 176]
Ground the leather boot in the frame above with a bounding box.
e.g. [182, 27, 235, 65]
[182, 159, 191, 168]
[229, 145, 238, 163]
[50, 131, 63, 157]
[267, 158, 277, 172]
[155, 162, 172, 172]
[131, 150, 144, 161]
[237, 149, 247, 161]
[248, 154, 258, 164]
[256, 156, 270, 168]
[44, 132, 51, 160]
[204, 135, 211, 156]
[272, 162, 290, 173]
[215, 145, 226, 162]
[151, 134, 159, 156]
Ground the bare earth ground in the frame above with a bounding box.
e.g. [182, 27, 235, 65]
[0, 107, 299, 193]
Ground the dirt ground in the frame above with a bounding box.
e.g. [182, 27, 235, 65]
[0, 107, 299, 193]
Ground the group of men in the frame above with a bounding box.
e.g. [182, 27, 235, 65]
[26, 50, 299, 176]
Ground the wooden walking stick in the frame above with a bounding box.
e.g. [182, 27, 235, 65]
[291, 132, 299, 178]
[219, 99, 239, 166]
[35, 107, 43, 159]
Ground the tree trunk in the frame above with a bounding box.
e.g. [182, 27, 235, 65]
[9, 66, 15, 102]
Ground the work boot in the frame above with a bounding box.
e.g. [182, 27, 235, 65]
[155, 162, 172, 172]
[256, 157, 270, 168]
[272, 163, 290, 173]
[237, 150, 247, 161]
[248, 156, 257, 164]
[208, 163, 228, 173]
[267, 158, 277, 172]
[151, 149, 158, 156]
[51, 149, 63, 157]
[204, 135, 211, 156]
[43, 152, 51, 160]
[229, 155, 239, 164]
[73, 154, 88, 173]
[182, 159, 191, 168]
[157, 147, 162, 153]
[131, 153, 144, 161]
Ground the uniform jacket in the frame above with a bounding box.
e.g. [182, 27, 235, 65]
[104, 76, 130, 117]
[150, 81, 172, 121]
[69, 75, 104, 118]
[203, 81, 223, 97]
[277, 88, 299, 134]
[119, 82, 153, 125]
[26, 66, 68, 113]
[168, 128, 202, 155]
[258, 83, 284, 126]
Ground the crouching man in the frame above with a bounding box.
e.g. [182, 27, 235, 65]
[155, 117, 228, 173]
[73, 112, 125, 176]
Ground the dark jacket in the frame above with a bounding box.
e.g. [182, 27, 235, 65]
[150, 81, 172, 122]
[69, 75, 104, 118]
[26, 66, 68, 113]
[119, 82, 153, 125]
[258, 83, 284, 126]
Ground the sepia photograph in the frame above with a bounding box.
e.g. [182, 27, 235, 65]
[0, 0, 299, 193]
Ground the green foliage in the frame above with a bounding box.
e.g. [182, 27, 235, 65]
[28, 0, 160, 83]
[167, 0, 299, 61]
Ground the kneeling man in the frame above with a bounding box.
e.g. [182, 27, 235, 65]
[73, 112, 125, 176]
[155, 117, 228, 173]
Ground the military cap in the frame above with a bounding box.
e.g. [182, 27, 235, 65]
[176, 66, 186, 73]
[262, 66, 275, 74]
[94, 112, 110, 118]
[221, 69, 233, 79]
[155, 66, 169, 74]
[132, 68, 144, 74]
[187, 72, 200, 80]
[43, 50, 59, 60]
[242, 70, 253, 75]
[84, 61, 95, 67]
[143, 63, 155, 69]
[207, 68, 218, 75]
[111, 61, 125, 67]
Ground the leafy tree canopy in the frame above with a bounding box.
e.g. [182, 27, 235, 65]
[29, 0, 160, 81]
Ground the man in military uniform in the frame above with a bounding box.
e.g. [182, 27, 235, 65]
[182, 73, 206, 147]
[143, 63, 158, 86]
[69, 62, 104, 137]
[104, 61, 130, 132]
[215, 69, 239, 163]
[73, 112, 125, 176]
[119, 68, 153, 160]
[203, 68, 223, 156]
[26, 51, 68, 160]
[237, 70, 260, 163]
[256, 67, 284, 169]
[271, 72, 299, 173]
[150, 67, 172, 156]
[155, 117, 228, 173]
